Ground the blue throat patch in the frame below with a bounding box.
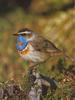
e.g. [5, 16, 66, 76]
[16, 35, 28, 51]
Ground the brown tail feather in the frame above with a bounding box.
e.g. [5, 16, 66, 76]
[50, 50, 74, 62]
[50, 50, 64, 57]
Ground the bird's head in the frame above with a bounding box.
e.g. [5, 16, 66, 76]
[14, 28, 35, 41]
[13, 28, 35, 51]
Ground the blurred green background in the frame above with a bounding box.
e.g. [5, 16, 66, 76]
[0, 0, 74, 85]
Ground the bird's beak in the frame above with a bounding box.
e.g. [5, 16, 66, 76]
[13, 33, 26, 36]
[13, 33, 18, 36]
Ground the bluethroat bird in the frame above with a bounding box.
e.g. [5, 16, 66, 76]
[13, 28, 63, 68]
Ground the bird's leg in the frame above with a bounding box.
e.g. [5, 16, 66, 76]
[28, 61, 39, 86]
[29, 61, 39, 68]
[28, 61, 38, 74]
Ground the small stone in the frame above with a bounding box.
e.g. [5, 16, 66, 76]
[28, 87, 37, 100]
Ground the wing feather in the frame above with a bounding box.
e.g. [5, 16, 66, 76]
[31, 35, 61, 53]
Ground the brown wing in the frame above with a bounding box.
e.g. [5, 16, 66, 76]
[32, 35, 61, 53]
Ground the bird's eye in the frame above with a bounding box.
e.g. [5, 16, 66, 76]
[23, 33, 32, 39]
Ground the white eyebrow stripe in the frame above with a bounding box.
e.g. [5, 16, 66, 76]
[19, 31, 31, 34]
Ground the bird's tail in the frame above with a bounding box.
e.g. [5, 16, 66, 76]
[50, 50, 64, 57]
[50, 49, 74, 62]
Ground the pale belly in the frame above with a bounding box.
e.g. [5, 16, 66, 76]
[18, 44, 49, 63]
[20, 50, 48, 63]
